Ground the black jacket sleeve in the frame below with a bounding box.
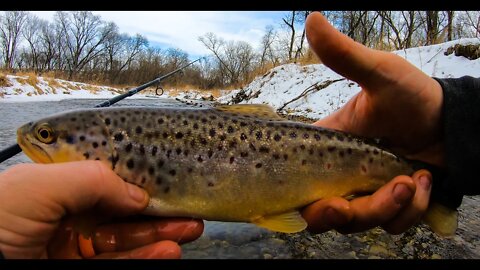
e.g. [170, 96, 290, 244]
[432, 76, 480, 209]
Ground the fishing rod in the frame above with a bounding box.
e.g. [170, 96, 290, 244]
[0, 57, 205, 163]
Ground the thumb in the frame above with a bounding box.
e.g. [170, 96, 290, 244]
[5, 161, 149, 221]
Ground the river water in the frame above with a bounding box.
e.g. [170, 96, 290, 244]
[0, 98, 478, 259]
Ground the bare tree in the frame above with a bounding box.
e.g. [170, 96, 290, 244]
[282, 11, 297, 60]
[0, 11, 28, 70]
[55, 11, 114, 80]
[447, 11, 454, 41]
[259, 25, 277, 70]
[22, 14, 45, 72]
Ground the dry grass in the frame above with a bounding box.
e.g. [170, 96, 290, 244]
[0, 73, 12, 88]
[17, 74, 45, 95]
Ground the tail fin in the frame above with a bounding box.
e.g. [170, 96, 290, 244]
[409, 160, 460, 237]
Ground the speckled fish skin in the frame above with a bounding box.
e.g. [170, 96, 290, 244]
[17, 105, 415, 227]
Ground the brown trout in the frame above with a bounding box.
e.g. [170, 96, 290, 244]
[16, 104, 457, 236]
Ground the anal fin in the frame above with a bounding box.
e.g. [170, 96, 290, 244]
[252, 210, 307, 233]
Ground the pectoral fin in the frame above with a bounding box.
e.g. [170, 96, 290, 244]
[252, 210, 307, 233]
[422, 202, 458, 237]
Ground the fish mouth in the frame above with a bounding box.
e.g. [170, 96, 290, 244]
[17, 129, 53, 164]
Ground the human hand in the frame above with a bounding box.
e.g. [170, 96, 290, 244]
[301, 12, 441, 234]
[0, 161, 203, 259]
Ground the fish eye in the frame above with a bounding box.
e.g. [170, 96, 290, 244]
[35, 124, 56, 144]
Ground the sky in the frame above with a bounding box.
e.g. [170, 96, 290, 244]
[30, 11, 288, 60]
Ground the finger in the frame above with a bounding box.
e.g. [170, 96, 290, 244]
[92, 218, 204, 253]
[47, 219, 82, 259]
[301, 197, 353, 234]
[306, 12, 426, 93]
[14, 161, 149, 219]
[92, 240, 181, 259]
[382, 170, 432, 234]
[336, 175, 416, 234]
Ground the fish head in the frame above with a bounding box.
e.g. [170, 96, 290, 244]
[17, 110, 114, 165]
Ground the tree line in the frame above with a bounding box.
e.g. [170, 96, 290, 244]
[1, 11, 479, 90]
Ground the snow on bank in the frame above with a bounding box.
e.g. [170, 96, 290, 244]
[0, 74, 221, 103]
[219, 38, 480, 120]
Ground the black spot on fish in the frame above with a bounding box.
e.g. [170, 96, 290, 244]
[187, 167, 193, 173]
[201, 118, 207, 123]
[139, 145, 145, 154]
[210, 115, 217, 120]
[166, 149, 172, 158]
[105, 118, 111, 125]
[289, 132, 297, 138]
[157, 160, 164, 168]
[337, 135, 344, 141]
[232, 119, 238, 124]
[134, 126, 142, 134]
[326, 163, 332, 169]
[241, 152, 248, 157]
[193, 123, 199, 130]
[249, 143, 256, 151]
[83, 152, 89, 159]
[171, 119, 176, 124]
[347, 148, 352, 155]
[369, 157, 374, 163]
[361, 165, 367, 173]
[175, 132, 184, 139]
[255, 131, 262, 140]
[283, 154, 288, 161]
[114, 133, 123, 142]
[227, 126, 234, 133]
[148, 166, 155, 175]
[184, 149, 189, 156]
[176, 148, 182, 155]
[183, 120, 188, 126]
[121, 117, 126, 123]
[169, 170, 176, 176]
[80, 135, 86, 142]
[259, 146, 269, 153]
[158, 118, 164, 124]
[229, 139, 237, 148]
[272, 153, 280, 160]
[300, 145, 306, 150]
[102, 140, 107, 146]
[199, 137, 207, 145]
[208, 182, 214, 187]
[164, 187, 170, 193]
[302, 160, 307, 165]
[162, 132, 168, 139]
[208, 150, 213, 158]
[240, 133, 247, 140]
[373, 149, 379, 155]
[314, 134, 321, 141]
[70, 117, 77, 122]
[197, 156, 203, 162]
[365, 149, 370, 154]
[92, 142, 98, 148]
[309, 148, 314, 155]
[66, 135, 75, 144]
[230, 156, 235, 164]
[240, 122, 247, 127]
[217, 144, 223, 151]
[327, 146, 336, 152]
[127, 159, 134, 169]
[125, 143, 133, 152]
[303, 133, 309, 139]
[190, 139, 196, 147]
[219, 134, 226, 141]
[209, 128, 216, 137]
[218, 122, 224, 129]
[339, 151, 345, 157]
[319, 151, 324, 157]
[255, 163, 262, 168]
[274, 134, 281, 141]
[292, 148, 297, 153]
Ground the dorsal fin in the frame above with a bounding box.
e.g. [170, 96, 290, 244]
[214, 104, 283, 120]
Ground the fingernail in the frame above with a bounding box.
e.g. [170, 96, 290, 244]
[393, 184, 413, 205]
[325, 207, 348, 226]
[419, 175, 431, 190]
[127, 184, 146, 203]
